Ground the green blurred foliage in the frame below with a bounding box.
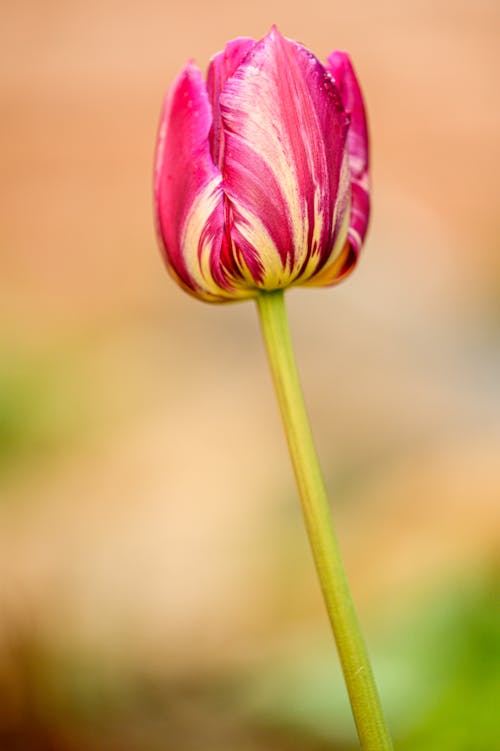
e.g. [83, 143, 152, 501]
[238, 571, 499, 751]
[0, 349, 84, 475]
[395, 575, 499, 751]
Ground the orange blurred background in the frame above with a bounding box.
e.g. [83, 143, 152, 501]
[1, 1, 499, 749]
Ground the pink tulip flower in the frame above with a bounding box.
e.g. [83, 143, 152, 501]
[154, 26, 369, 302]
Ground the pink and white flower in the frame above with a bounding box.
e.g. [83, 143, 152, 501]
[154, 27, 369, 302]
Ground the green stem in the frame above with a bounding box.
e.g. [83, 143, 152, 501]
[256, 289, 393, 751]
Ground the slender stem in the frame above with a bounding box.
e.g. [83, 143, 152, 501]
[256, 289, 393, 751]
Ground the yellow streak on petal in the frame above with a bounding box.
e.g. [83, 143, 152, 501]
[233, 202, 292, 289]
[182, 179, 256, 301]
[295, 152, 350, 286]
[301, 194, 351, 287]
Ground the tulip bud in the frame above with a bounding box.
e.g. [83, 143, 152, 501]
[154, 26, 369, 302]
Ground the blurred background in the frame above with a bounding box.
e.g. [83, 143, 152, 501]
[1, 0, 499, 749]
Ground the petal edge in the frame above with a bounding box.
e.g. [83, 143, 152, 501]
[154, 63, 240, 301]
[327, 52, 370, 262]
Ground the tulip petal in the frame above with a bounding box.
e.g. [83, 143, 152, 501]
[218, 27, 350, 290]
[154, 62, 254, 301]
[327, 52, 370, 262]
[206, 37, 256, 167]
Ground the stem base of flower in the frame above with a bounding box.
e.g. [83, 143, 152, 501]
[256, 289, 393, 751]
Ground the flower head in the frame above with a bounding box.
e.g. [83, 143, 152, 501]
[154, 27, 369, 302]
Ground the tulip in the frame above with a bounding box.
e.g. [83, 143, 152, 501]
[154, 26, 369, 302]
[153, 29, 393, 751]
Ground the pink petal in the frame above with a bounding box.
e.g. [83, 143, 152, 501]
[154, 63, 242, 301]
[206, 37, 256, 167]
[327, 52, 370, 262]
[218, 27, 350, 289]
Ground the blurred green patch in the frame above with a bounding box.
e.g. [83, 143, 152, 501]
[0, 348, 87, 477]
[394, 572, 499, 751]
[238, 570, 499, 751]
[0, 323, 173, 491]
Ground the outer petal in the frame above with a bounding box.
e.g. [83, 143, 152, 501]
[219, 27, 351, 290]
[206, 37, 256, 167]
[327, 52, 370, 266]
[154, 63, 253, 302]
